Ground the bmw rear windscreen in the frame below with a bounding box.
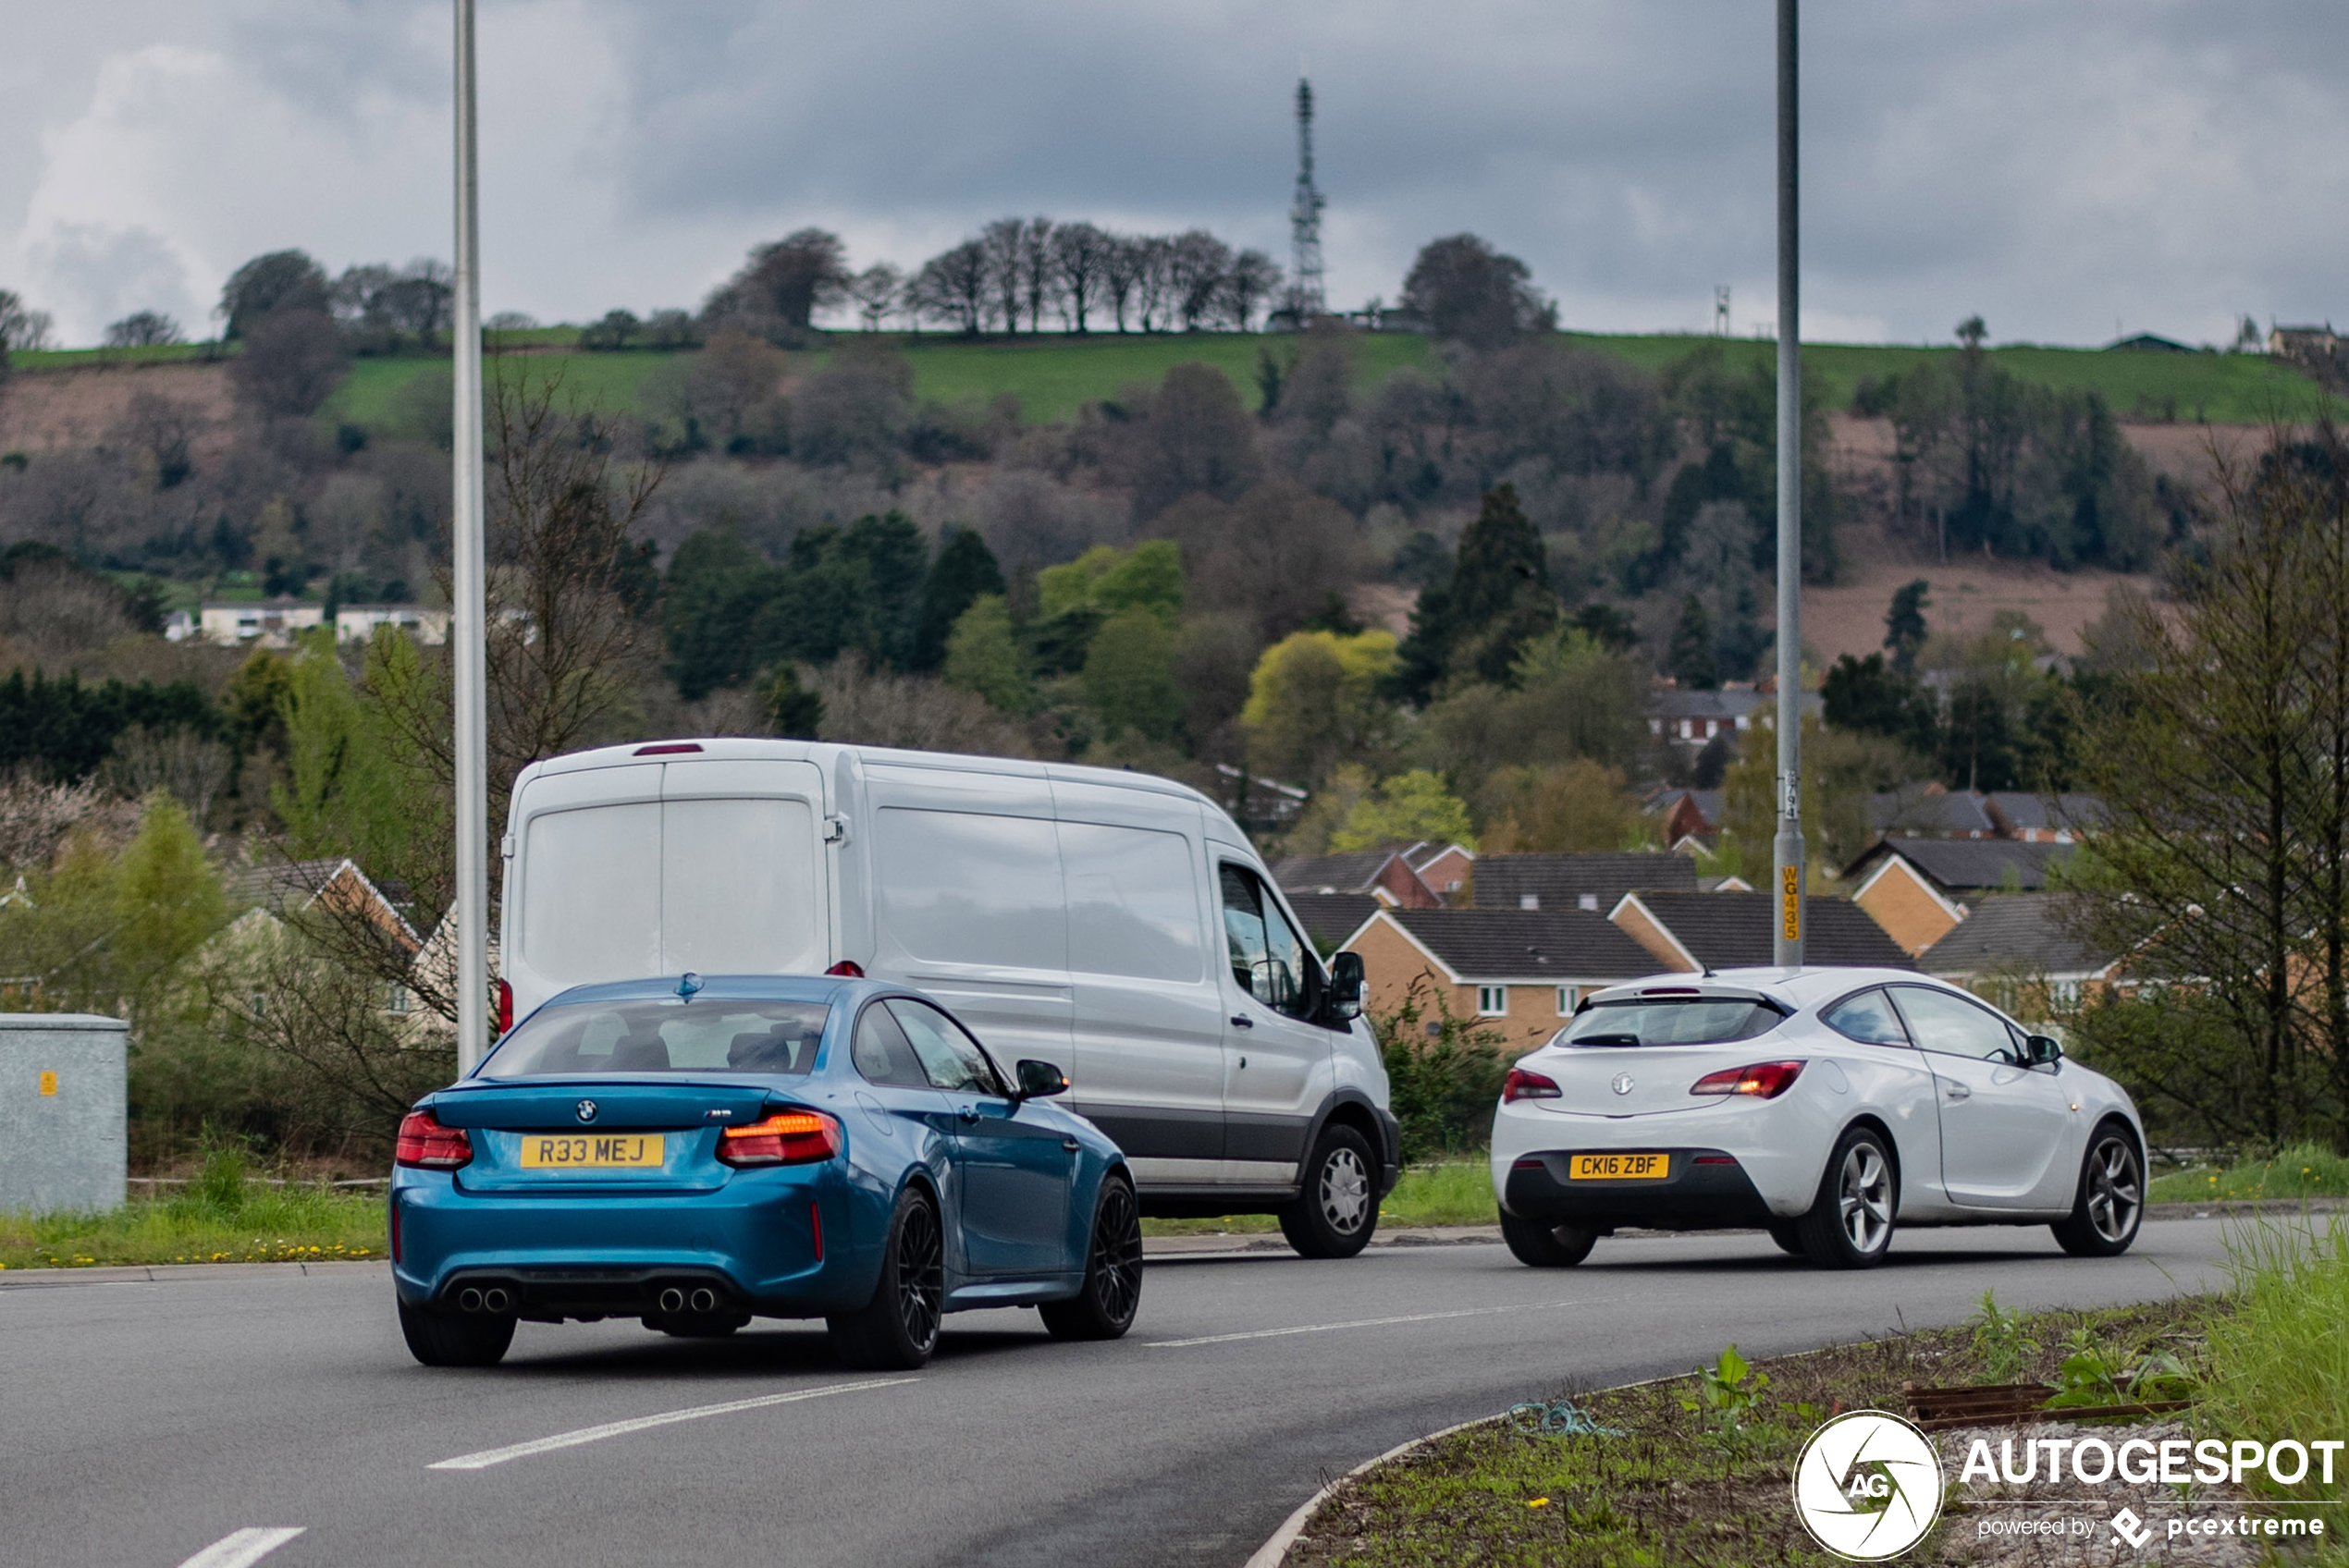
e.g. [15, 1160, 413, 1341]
[1557, 998, 1786, 1047]
[481, 998, 830, 1078]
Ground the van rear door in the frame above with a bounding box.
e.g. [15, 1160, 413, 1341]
[508, 758, 828, 1010]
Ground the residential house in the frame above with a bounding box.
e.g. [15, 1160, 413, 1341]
[1471, 851, 1696, 913]
[337, 604, 449, 645]
[217, 856, 424, 1017]
[1287, 892, 1382, 955]
[196, 599, 326, 648]
[1408, 842, 1476, 902]
[1840, 839, 2080, 957]
[1271, 848, 1439, 909]
[1869, 783, 1997, 839]
[1983, 792, 2106, 843]
[1647, 788, 1725, 851]
[1919, 894, 2124, 1021]
[1339, 907, 1662, 1049]
[1646, 685, 1821, 747]
[1213, 764, 1307, 831]
[1609, 889, 1913, 973]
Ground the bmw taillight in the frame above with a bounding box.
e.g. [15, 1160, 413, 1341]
[1689, 1060, 1806, 1099]
[717, 1109, 842, 1167]
[825, 960, 865, 978]
[1502, 1068, 1563, 1103]
[395, 1109, 473, 1169]
[494, 979, 513, 1036]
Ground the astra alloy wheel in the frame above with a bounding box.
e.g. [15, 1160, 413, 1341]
[2052, 1121, 2145, 1257]
[1041, 1174, 1144, 1340]
[828, 1185, 944, 1369]
[1280, 1125, 1379, 1259]
[1794, 1127, 1896, 1269]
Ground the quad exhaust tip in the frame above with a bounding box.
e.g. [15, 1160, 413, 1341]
[689, 1287, 718, 1313]
[456, 1286, 512, 1315]
[658, 1287, 686, 1314]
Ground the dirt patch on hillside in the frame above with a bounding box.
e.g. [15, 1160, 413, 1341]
[0, 361, 239, 461]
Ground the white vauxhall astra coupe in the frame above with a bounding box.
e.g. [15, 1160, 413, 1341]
[1487, 968, 2146, 1269]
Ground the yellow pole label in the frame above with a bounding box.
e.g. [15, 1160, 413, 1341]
[38, 1071, 57, 1096]
[1781, 866, 1801, 941]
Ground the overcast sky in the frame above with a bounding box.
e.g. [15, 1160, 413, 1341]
[6, 2, 2344, 349]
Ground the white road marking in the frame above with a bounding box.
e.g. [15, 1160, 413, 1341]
[176, 1528, 305, 1568]
[427, 1378, 916, 1471]
[1147, 1299, 1584, 1348]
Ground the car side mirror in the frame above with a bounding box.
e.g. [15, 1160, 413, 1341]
[2026, 1035, 2064, 1067]
[1326, 951, 1365, 1023]
[1014, 1059, 1068, 1100]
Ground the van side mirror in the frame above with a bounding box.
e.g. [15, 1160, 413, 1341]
[1014, 1059, 1069, 1100]
[2026, 1035, 2064, 1067]
[1326, 952, 1365, 1023]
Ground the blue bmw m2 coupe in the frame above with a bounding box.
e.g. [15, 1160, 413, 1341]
[389, 974, 1141, 1369]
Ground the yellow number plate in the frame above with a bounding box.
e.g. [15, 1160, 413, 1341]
[1569, 1152, 1669, 1181]
[518, 1133, 665, 1169]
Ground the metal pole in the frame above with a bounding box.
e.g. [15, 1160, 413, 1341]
[452, 0, 489, 1070]
[1772, 0, 1805, 970]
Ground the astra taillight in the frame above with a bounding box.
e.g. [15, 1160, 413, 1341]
[1689, 1060, 1806, 1099]
[1502, 1068, 1563, 1103]
[717, 1109, 842, 1167]
[395, 1109, 473, 1169]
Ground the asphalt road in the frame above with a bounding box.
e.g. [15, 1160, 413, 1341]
[2, 1218, 2240, 1568]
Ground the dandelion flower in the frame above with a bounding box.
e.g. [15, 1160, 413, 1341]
[1528, 1498, 1550, 1509]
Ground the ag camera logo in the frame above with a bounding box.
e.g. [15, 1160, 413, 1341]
[1793, 1411, 1944, 1561]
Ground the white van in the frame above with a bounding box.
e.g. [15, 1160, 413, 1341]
[500, 738, 1399, 1257]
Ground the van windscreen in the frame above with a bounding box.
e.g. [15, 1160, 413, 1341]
[480, 998, 830, 1078]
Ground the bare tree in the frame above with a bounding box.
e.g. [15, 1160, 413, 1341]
[702, 229, 852, 342]
[1018, 217, 1058, 333]
[1220, 251, 1282, 331]
[230, 309, 349, 419]
[0, 290, 55, 352]
[1166, 229, 1233, 332]
[1100, 236, 1145, 332]
[105, 311, 184, 349]
[1052, 223, 1112, 333]
[979, 218, 1027, 335]
[1132, 237, 1175, 333]
[849, 263, 904, 332]
[913, 242, 990, 335]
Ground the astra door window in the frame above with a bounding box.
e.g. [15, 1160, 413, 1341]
[1218, 864, 1320, 1020]
[1478, 986, 1508, 1016]
[1888, 986, 2022, 1063]
[1822, 988, 1913, 1048]
[851, 1002, 932, 1089]
[887, 998, 1009, 1097]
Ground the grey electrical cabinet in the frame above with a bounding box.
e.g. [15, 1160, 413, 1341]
[0, 1014, 129, 1215]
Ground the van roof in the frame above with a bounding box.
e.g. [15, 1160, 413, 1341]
[527, 738, 1220, 812]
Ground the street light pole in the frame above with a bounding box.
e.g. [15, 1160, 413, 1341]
[451, 0, 488, 1070]
[1772, 0, 1805, 969]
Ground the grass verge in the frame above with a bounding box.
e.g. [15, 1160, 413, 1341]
[1140, 1161, 1494, 1238]
[1287, 1295, 2214, 1567]
[0, 1183, 385, 1270]
[2149, 1142, 2349, 1204]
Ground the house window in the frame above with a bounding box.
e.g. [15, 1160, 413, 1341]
[386, 984, 412, 1015]
[250, 992, 267, 1019]
[1519, 894, 1540, 911]
[1477, 985, 1508, 1016]
[1577, 894, 1599, 912]
[1556, 986, 1579, 1016]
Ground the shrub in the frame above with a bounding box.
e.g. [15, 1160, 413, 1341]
[1371, 976, 1511, 1163]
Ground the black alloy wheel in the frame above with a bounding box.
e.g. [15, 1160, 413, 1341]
[1793, 1126, 1897, 1269]
[1041, 1174, 1144, 1340]
[1498, 1210, 1598, 1268]
[2052, 1122, 2145, 1258]
[829, 1186, 945, 1370]
[398, 1298, 516, 1367]
[1279, 1125, 1379, 1259]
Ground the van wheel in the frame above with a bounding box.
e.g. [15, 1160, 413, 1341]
[2052, 1121, 2145, 1257]
[1280, 1126, 1379, 1258]
[828, 1186, 943, 1370]
[1041, 1174, 1143, 1341]
[398, 1299, 514, 1367]
[1794, 1128, 1897, 1269]
[1500, 1211, 1597, 1268]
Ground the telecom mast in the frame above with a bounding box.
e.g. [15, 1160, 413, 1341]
[1289, 75, 1327, 318]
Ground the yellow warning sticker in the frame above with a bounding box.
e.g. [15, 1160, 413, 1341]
[38, 1071, 57, 1096]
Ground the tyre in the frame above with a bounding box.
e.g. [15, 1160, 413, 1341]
[2051, 1121, 2145, 1258]
[647, 1313, 746, 1339]
[1765, 1222, 1805, 1256]
[1794, 1127, 1897, 1269]
[1279, 1125, 1379, 1259]
[1040, 1173, 1143, 1341]
[828, 1185, 945, 1370]
[1499, 1209, 1598, 1268]
[398, 1299, 515, 1367]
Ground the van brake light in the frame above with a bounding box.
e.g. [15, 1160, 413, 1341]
[825, 961, 865, 978]
[494, 979, 512, 1035]
[1689, 1060, 1805, 1099]
[634, 742, 704, 755]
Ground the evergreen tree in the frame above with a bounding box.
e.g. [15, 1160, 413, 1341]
[1883, 579, 1931, 673]
[1666, 594, 1718, 690]
[1393, 484, 1556, 700]
[910, 527, 1004, 671]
